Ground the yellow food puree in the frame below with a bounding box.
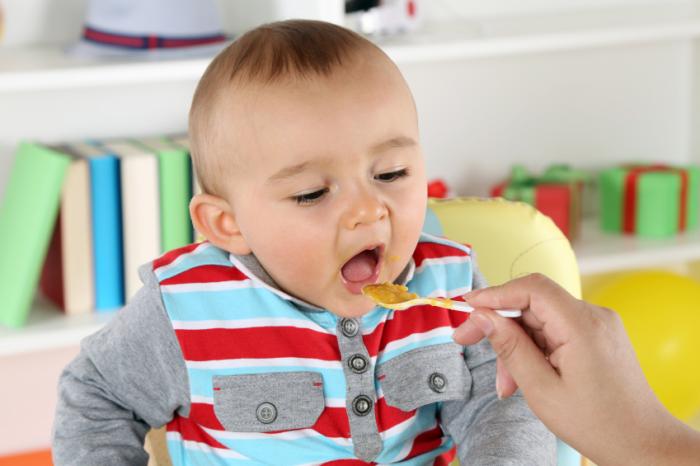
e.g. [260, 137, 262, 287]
[362, 283, 417, 304]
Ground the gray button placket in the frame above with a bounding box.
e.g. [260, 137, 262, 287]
[336, 318, 383, 461]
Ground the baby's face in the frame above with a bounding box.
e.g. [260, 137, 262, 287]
[220, 54, 426, 317]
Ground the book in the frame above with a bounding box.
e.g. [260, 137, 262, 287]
[170, 135, 202, 197]
[69, 142, 124, 311]
[0, 142, 71, 328]
[137, 137, 193, 252]
[169, 135, 203, 242]
[39, 145, 95, 315]
[100, 140, 161, 301]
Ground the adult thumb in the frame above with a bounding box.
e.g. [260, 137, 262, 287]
[469, 310, 560, 400]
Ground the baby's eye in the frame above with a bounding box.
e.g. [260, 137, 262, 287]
[375, 168, 409, 183]
[293, 188, 329, 205]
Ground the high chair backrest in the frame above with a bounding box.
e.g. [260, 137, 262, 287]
[425, 197, 581, 297]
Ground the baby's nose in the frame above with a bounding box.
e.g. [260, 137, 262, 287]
[342, 192, 388, 230]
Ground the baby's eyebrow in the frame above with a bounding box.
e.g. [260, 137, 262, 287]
[267, 136, 416, 183]
[267, 160, 315, 183]
[370, 136, 417, 155]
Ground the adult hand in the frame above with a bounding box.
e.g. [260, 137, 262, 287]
[453, 273, 700, 466]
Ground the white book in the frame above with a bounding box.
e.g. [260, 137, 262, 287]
[41, 145, 95, 315]
[101, 140, 161, 301]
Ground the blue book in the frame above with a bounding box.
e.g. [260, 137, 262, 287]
[69, 143, 124, 311]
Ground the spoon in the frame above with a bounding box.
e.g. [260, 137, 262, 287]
[362, 283, 522, 318]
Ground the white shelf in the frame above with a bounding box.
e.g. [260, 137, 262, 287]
[1, 4, 700, 92]
[380, 3, 700, 63]
[0, 297, 116, 357]
[575, 219, 700, 275]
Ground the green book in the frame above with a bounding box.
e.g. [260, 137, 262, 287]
[0, 142, 71, 328]
[137, 138, 192, 252]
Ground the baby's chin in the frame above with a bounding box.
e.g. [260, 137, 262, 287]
[327, 296, 378, 319]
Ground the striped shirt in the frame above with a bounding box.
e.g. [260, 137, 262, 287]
[156, 233, 472, 465]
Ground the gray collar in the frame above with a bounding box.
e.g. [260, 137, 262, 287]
[228, 252, 415, 313]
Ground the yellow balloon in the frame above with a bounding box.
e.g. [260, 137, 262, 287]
[585, 270, 700, 421]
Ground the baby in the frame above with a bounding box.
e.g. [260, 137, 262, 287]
[53, 20, 555, 465]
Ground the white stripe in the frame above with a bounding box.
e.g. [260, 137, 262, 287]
[162, 279, 256, 293]
[154, 242, 212, 278]
[426, 286, 473, 299]
[186, 357, 343, 370]
[167, 431, 249, 459]
[325, 397, 346, 408]
[378, 327, 455, 359]
[203, 425, 353, 446]
[386, 419, 439, 461]
[414, 255, 470, 275]
[191, 395, 213, 404]
[420, 232, 472, 252]
[172, 317, 334, 334]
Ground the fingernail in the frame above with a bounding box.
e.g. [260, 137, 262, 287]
[471, 313, 494, 337]
[496, 376, 503, 400]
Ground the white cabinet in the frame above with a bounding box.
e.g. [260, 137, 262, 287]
[2, 0, 700, 373]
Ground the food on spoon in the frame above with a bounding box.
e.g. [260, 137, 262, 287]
[362, 283, 454, 308]
[362, 283, 417, 304]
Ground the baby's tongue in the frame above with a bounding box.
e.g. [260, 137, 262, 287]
[341, 250, 377, 282]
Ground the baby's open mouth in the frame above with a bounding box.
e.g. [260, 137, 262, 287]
[340, 245, 384, 294]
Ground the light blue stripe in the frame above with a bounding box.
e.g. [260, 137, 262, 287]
[155, 243, 231, 281]
[409, 262, 473, 298]
[422, 208, 444, 237]
[376, 336, 457, 366]
[359, 306, 391, 334]
[189, 366, 347, 400]
[167, 439, 249, 465]
[163, 290, 313, 322]
[210, 433, 354, 465]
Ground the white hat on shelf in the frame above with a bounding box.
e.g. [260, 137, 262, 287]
[68, 0, 229, 59]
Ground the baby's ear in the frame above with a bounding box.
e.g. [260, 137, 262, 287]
[189, 194, 252, 255]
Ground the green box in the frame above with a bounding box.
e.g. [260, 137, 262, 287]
[599, 165, 700, 238]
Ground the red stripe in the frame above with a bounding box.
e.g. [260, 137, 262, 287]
[413, 242, 469, 268]
[404, 424, 444, 460]
[167, 416, 230, 450]
[434, 447, 456, 466]
[177, 327, 341, 361]
[375, 397, 416, 432]
[84, 28, 143, 47]
[679, 169, 689, 231]
[364, 305, 470, 356]
[622, 165, 689, 234]
[153, 242, 205, 271]
[161, 264, 249, 285]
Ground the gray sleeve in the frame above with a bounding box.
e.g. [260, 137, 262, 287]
[440, 257, 557, 465]
[52, 264, 190, 466]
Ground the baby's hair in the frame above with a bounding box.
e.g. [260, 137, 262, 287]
[188, 19, 381, 196]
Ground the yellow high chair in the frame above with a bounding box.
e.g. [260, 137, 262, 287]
[145, 197, 582, 466]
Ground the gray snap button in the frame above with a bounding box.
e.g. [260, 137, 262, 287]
[348, 354, 369, 374]
[352, 395, 373, 416]
[428, 372, 447, 393]
[256, 402, 277, 424]
[341, 318, 359, 337]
